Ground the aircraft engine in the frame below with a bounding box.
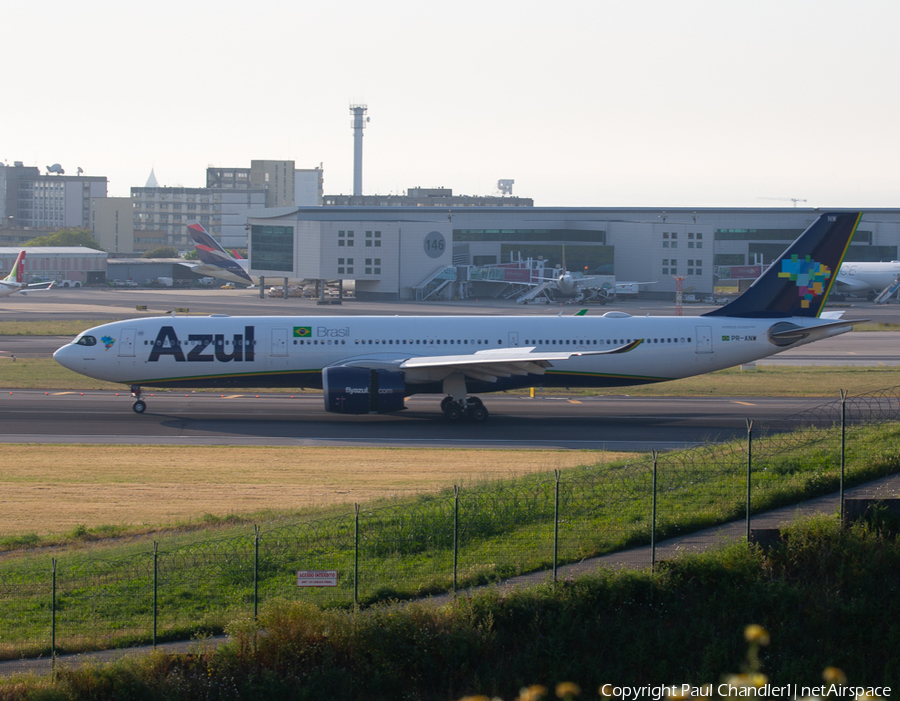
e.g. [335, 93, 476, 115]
[322, 367, 406, 414]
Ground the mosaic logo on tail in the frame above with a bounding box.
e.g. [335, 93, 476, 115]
[778, 254, 831, 309]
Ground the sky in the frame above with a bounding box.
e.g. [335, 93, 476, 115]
[5, 0, 900, 208]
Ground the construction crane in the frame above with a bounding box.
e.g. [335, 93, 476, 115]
[758, 197, 808, 207]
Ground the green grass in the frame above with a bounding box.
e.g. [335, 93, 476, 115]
[5, 517, 900, 699]
[0, 420, 898, 660]
[0, 321, 127, 336]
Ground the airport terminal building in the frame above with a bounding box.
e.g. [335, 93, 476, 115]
[245, 207, 900, 301]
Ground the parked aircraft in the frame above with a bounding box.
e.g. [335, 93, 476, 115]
[518, 246, 651, 304]
[835, 260, 900, 299]
[54, 212, 864, 422]
[180, 223, 345, 294]
[179, 223, 254, 286]
[0, 252, 55, 297]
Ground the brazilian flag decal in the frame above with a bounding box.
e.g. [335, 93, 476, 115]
[294, 326, 312, 338]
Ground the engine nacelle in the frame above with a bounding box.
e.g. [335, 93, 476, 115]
[322, 367, 406, 414]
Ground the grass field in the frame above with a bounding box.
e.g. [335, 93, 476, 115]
[0, 446, 625, 541]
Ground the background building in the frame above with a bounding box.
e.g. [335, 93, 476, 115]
[0, 247, 107, 286]
[207, 161, 324, 207]
[323, 187, 533, 207]
[90, 197, 135, 254]
[245, 207, 900, 301]
[0, 161, 107, 231]
[130, 186, 265, 250]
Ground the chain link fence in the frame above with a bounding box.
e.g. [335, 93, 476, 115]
[1, 386, 898, 662]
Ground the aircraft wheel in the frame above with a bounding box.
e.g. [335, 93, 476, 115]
[445, 404, 464, 422]
[132, 400, 147, 414]
[468, 405, 489, 423]
[440, 396, 454, 412]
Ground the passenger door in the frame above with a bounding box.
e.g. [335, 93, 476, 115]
[695, 326, 712, 354]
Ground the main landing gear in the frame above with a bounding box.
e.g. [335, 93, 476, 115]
[440, 395, 489, 423]
[131, 385, 146, 414]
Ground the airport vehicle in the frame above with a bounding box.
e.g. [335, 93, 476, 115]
[0, 252, 55, 297]
[835, 260, 900, 301]
[179, 223, 254, 286]
[54, 212, 864, 422]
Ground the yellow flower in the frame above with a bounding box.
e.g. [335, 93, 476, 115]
[556, 682, 581, 698]
[744, 624, 770, 646]
[727, 673, 769, 688]
[518, 686, 548, 701]
[823, 667, 847, 685]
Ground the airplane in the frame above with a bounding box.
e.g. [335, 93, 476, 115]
[834, 260, 900, 300]
[0, 252, 56, 297]
[518, 245, 652, 304]
[179, 223, 254, 286]
[54, 211, 864, 422]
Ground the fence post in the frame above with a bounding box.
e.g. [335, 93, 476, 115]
[746, 419, 753, 542]
[553, 470, 560, 583]
[651, 451, 658, 572]
[840, 389, 847, 525]
[153, 541, 158, 648]
[51, 558, 57, 674]
[254, 524, 260, 621]
[453, 485, 459, 594]
[354, 504, 360, 608]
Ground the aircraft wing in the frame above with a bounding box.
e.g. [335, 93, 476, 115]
[339, 340, 642, 383]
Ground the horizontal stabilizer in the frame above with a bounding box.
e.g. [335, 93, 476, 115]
[768, 318, 869, 346]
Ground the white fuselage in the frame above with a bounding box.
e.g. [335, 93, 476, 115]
[53, 312, 850, 392]
[836, 261, 900, 294]
[0, 281, 25, 298]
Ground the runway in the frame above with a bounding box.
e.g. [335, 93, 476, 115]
[0, 390, 854, 450]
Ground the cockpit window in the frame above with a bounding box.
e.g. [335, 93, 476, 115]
[76, 335, 97, 347]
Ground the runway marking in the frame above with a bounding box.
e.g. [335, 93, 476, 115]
[567, 399, 582, 404]
[731, 401, 757, 406]
[51, 392, 80, 396]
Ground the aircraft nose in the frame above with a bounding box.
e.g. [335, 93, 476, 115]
[53, 343, 78, 371]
